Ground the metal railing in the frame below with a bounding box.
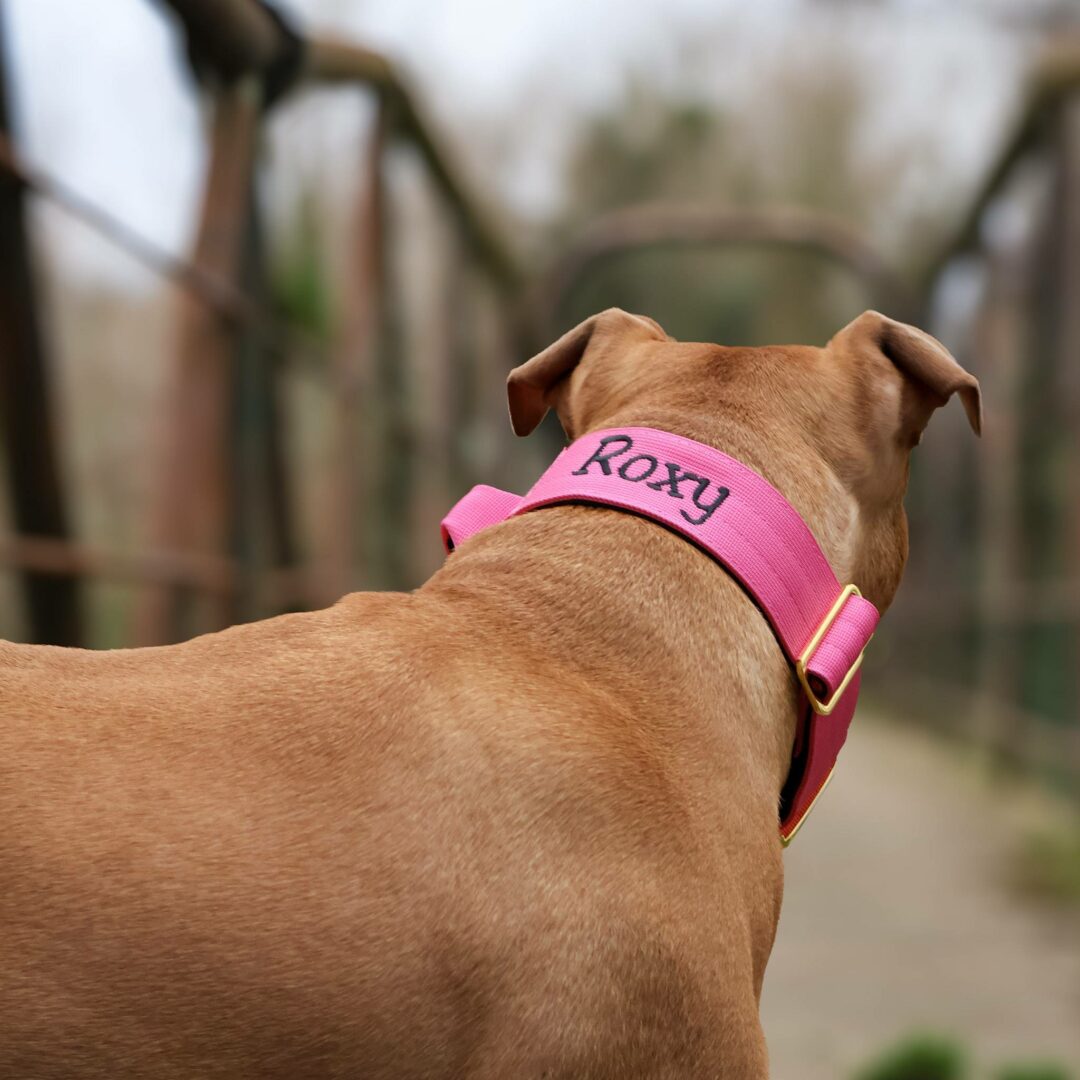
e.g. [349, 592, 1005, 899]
[882, 39, 1080, 786]
[0, 2, 1077, 791]
[0, 0, 524, 646]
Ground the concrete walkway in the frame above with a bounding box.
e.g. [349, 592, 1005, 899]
[761, 713, 1080, 1079]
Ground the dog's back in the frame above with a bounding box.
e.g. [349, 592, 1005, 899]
[0, 554, 773, 1079]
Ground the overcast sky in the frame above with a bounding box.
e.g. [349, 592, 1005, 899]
[3, 0, 1038, 288]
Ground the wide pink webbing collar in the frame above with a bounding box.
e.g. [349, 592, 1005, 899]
[440, 427, 879, 843]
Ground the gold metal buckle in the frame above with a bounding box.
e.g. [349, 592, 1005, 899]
[795, 584, 869, 717]
[779, 767, 835, 847]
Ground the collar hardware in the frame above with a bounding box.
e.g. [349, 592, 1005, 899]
[795, 584, 871, 716]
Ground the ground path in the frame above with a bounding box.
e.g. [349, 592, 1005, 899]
[761, 712, 1080, 1079]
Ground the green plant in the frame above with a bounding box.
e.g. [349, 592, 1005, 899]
[995, 1064, 1073, 1080]
[854, 1034, 968, 1080]
[271, 189, 332, 340]
[852, 1034, 1076, 1080]
[1010, 825, 1080, 909]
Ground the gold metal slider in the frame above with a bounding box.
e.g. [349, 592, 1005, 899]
[795, 584, 869, 717]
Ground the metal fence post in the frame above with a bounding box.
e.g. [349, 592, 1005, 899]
[1057, 94, 1080, 731]
[134, 77, 262, 644]
[326, 95, 387, 602]
[0, 15, 81, 646]
[974, 246, 1025, 762]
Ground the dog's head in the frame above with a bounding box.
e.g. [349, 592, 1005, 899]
[507, 307, 981, 613]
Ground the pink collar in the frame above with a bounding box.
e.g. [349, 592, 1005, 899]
[440, 427, 879, 844]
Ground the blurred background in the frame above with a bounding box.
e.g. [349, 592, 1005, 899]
[0, 0, 1077, 1076]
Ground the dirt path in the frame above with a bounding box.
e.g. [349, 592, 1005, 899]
[761, 713, 1080, 1079]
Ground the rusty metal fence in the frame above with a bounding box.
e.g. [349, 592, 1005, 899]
[0, 2, 1077, 786]
[0, 0, 523, 647]
[875, 43, 1080, 789]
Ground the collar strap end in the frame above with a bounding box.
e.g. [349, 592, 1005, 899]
[441, 485, 523, 553]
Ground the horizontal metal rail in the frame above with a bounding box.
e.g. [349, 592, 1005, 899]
[154, 0, 521, 289]
[305, 38, 521, 289]
[0, 534, 316, 609]
[530, 201, 913, 334]
[151, 0, 291, 80]
[0, 128, 336, 375]
[0, 132, 255, 321]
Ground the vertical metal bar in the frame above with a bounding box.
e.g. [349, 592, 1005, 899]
[444, 257, 475, 501]
[260, 353, 300, 610]
[466, 282, 507, 487]
[0, 16, 81, 646]
[974, 248, 1024, 761]
[239, 184, 299, 615]
[406, 218, 456, 582]
[231, 173, 301, 620]
[370, 190, 411, 591]
[487, 296, 525, 488]
[1057, 95, 1080, 732]
[326, 95, 386, 601]
[230, 181, 262, 623]
[306, 40, 522, 294]
[134, 78, 261, 645]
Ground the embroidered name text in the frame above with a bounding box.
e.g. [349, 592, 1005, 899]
[571, 434, 730, 525]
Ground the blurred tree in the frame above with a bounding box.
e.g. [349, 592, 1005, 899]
[551, 50, 933, 347]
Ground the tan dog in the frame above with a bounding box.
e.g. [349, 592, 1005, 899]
[0, 309, 980, 1079]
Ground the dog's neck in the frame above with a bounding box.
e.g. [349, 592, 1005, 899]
[430, 498, 798, 823]
[428, 407, 866, 817]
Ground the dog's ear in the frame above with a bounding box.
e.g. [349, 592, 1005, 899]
[507, 308, 667, 436]
[831, 310, 982, 444]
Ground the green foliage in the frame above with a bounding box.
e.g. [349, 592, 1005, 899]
[552, 50, 932, 350]
[853, 1033, 968, 1080]
[562, 83, 734, 222]
[1009, 824, 1080, 908]
[852, 1034, 1075, 1080]
[994, 1065, 1073, 1080]
[271, 190, 333, 341]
